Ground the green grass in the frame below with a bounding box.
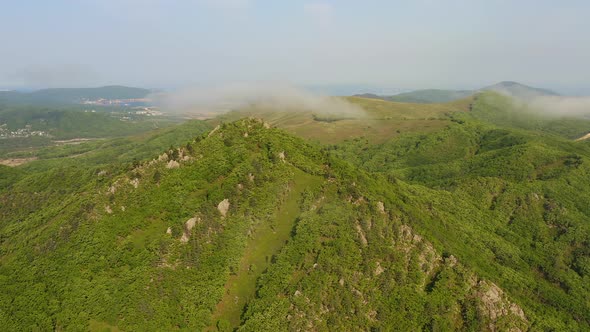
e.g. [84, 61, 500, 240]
[210, 169, 322, 329]
[215, 96, 472, 144]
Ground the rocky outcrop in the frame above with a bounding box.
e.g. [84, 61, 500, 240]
[129, 178, 140, 189]
[218, 199, 230, 217]
[180, 217, 199, 243]
[166, 160, 180, 169]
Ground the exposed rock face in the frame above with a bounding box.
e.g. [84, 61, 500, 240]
[394, 223, 528, 331]
[278, 151, 286, 162]
[185, 217, 198, 230]
[377, 201, 385, 214]
[180, 217, 199, 243]
[166, 227, 172, 235]
[108, 185, 117, 195]
[285, 217, 529, 331]
[374, 262, 384, 276]
[180, 233, 189, 243]
[475, 281, 529, 331]
[355, 221, 368, 246]
[130, 178, 140, 189]
[218, 199, 230, 217]
[166, 160, 180, 169]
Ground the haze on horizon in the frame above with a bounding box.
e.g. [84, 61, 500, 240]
[1, 0, 589, 95]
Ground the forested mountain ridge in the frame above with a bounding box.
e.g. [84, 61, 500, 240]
[1, 92, 590, 331]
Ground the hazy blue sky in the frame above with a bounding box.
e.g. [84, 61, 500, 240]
[1, 0, 589, 93]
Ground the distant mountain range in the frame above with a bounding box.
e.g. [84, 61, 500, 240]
[355, 81, 560, 103]
[0, 82, 560, 107]
[0, 85, 152, 105]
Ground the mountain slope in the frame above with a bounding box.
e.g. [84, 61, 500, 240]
[2, 93, 590, 330]
[1, 119, 532, 331]
[333, 92, 590, 330]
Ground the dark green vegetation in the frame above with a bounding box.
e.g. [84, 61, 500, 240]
[1, 91, 589, 331]
[357, 81, 559, 104]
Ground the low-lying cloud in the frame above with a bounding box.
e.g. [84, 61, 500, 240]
[150, 83, 364, 117]
[490, 89, 590, 118]
[525, 96, 590, 117]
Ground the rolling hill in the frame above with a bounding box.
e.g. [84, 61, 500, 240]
[0, 85, 152, 105]
[357, 81, 559, 104]
[216, 96, 473, 144]
[384, 89, 473, 103]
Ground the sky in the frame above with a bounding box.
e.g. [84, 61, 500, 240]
[1, 0, 589, 94]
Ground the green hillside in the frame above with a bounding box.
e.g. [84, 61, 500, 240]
[1, 92, 590, 331]
[357, 81, 558, 104]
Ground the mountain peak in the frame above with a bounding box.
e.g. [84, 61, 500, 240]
[480, 81, 559, 98]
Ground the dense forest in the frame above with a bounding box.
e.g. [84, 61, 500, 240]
[1, 92, 590, 331]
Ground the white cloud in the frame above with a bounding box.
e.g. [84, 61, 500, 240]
[304, 2, 334, 25]
[151, 82, 365, 116]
